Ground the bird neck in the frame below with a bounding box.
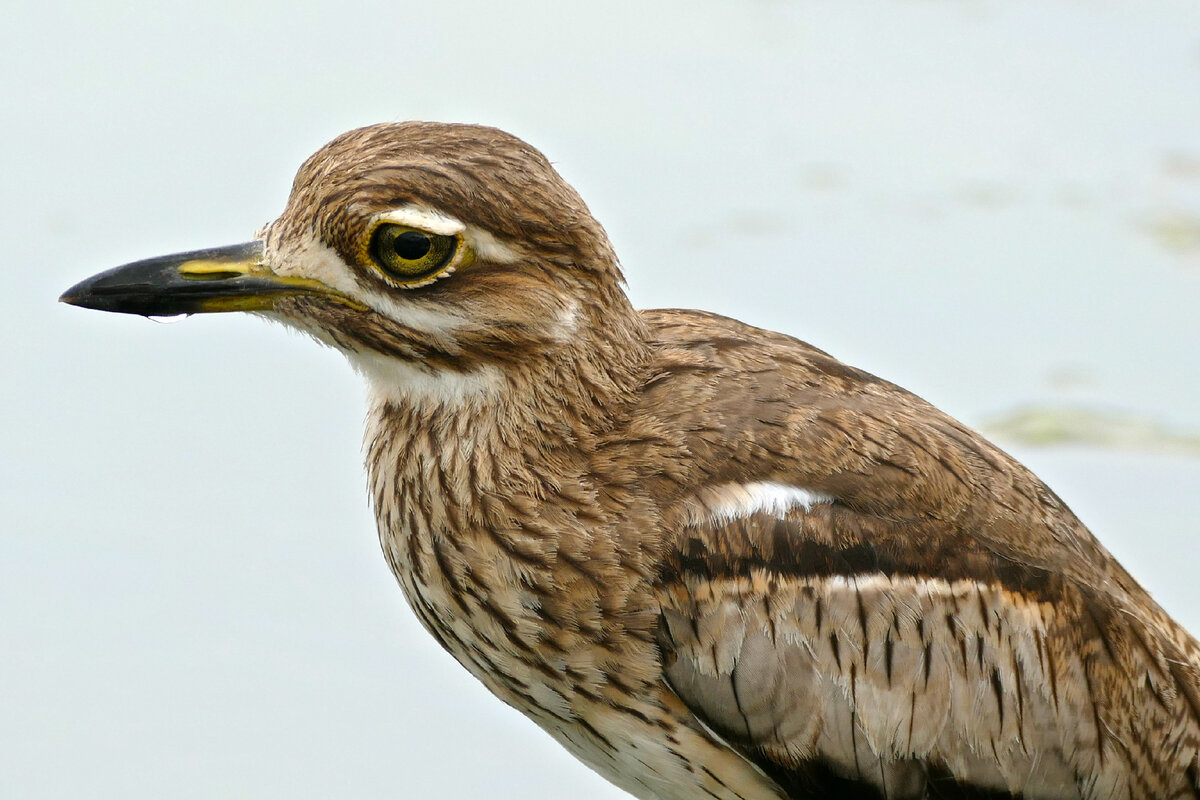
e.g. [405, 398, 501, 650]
[361, 295, 655, 672]
[362, 289, 652, 510]
[360, 293, 667, 719]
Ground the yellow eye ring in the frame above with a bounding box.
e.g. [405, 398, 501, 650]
[367, 223, 460, 287]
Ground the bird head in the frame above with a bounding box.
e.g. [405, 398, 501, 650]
[61, 122, 646, 408]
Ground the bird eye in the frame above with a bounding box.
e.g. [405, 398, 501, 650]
[367, 223, 459, 286]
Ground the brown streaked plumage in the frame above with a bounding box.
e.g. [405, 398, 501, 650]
[61, 122, 1200, 799]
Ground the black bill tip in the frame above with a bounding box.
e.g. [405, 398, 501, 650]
[60, 241, 267, 316]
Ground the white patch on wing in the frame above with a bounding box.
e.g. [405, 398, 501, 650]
[703, 481, 834, 525]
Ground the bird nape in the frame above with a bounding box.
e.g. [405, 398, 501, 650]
[61, 122, 1200, 800]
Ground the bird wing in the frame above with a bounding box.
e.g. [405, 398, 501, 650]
[638, 310, 1200, 800]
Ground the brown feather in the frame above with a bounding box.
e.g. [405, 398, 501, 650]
[75, 122, 1200, 800]
[275, 124, 1200, 799]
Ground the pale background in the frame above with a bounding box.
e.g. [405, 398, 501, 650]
[4, 1, 1199, 798]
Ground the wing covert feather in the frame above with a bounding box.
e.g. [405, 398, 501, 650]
[636, 310, 1200, 798]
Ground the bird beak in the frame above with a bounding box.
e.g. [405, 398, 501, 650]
[59, 240, 351, 316]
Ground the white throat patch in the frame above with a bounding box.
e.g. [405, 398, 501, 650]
[351, 349, 503, 409]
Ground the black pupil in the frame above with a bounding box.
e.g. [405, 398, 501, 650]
[393, 231, 432, 260]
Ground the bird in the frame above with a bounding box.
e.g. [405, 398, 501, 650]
[61, 121, 1200, 799]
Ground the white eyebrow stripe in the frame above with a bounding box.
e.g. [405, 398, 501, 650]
[465, 224, 521, 264]
[376, 203, 465, 236]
